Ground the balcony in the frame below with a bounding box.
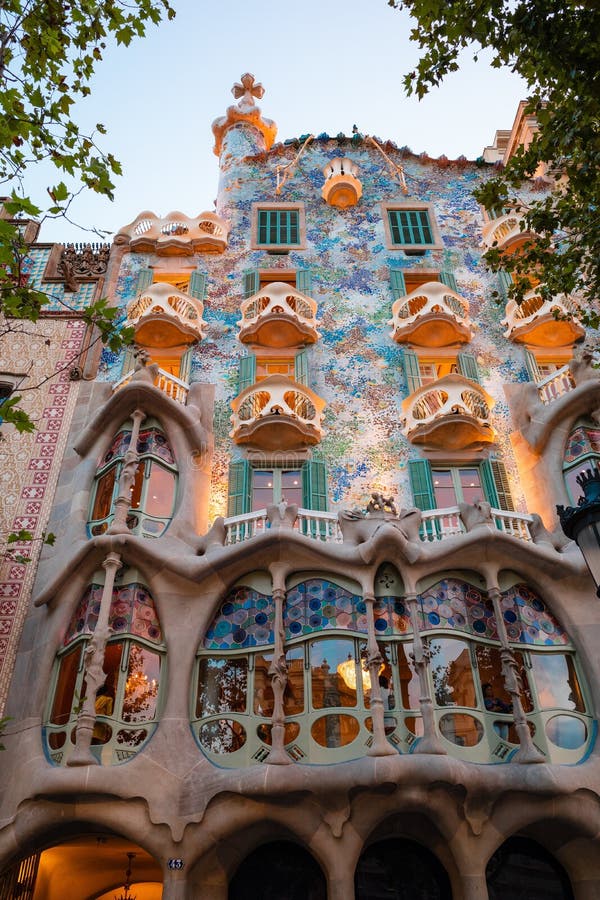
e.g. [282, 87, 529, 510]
[126, 283, 206, 346]
[321, 157, 362, 209]
[389, 281, 472, 347]
[481, 211, 529, 251]
[230, 375, 325, 451]
[502, 290, 584, 347]
[537, 365, 576, 405]
[238, 282, 319, 348]
[115, 211, 229, 255]
[402, 374, 496, 450]
[113, 367, 189, 405]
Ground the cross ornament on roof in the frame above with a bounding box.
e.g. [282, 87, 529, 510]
[232, 73, 265, 110]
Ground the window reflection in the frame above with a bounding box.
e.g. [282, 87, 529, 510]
[254, 652, 275, 716]
[398, 643, 420, 710]
[285, 646, 304, 715]
[530, 654, 585, 711]
[311, 639, 358, 709]
[430, 638, 476, 708]
[122, 645, 161, 723]
[197, 657, 247, 716]
[50, 645, 81, 725]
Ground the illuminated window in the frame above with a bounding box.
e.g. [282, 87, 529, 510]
[255, 357, 295, 381]
[252, 469, 302, 510]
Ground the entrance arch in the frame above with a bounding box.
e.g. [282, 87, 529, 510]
[228, 840, 326, 900]
[487, 836, 574, 899]
[355, 838, 452, 899]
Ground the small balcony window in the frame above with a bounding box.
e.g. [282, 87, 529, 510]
[252, 203, 306, 251]
[382, 203, 443, 251]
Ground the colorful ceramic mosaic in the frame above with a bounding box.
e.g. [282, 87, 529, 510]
[64, 583, 163, 646]
[373, 597, 412, 636]
[101, 428, 175, 468]
[204, 587, 275, 649]
[26, 247, 97, 312]
[418, 579, 498, 641]
[501, 584, 569, 647]
[564, 426, 600, 464]
[284, 579, 367, 638]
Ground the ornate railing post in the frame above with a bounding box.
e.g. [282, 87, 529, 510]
[266, 570, 291, 765]
[488, 585, 545, 764]
[108, 408, 146, 534]
[68, 552, 121, 766]
[364, 594, 396, 757]
[405, 592, 446, 755]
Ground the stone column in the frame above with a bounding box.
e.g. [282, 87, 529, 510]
[68, 551, 121, 766]
[266, 571, 291, 765]
[108, 407, 145, 534]
[458, 872, 489, 900]
[364, 594, 396, 757]
[327, 869, 356, 900]
[488, 585, 545, 764]
[405, 592, 446, 755]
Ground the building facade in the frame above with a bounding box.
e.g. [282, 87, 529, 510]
[1, 76, 600, 899]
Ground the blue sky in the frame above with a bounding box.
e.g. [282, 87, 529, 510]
[27, 0, 526, 243]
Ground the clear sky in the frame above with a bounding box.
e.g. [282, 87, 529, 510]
[26, 0, 527, 243]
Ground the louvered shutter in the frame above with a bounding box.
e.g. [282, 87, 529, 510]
[487, 458, 515, 511]
[302, 459, 328, 511]
[243, 269, 260, 299]
[238, 355, 256, 392]
[296, 268, 312, 295]
[135, 267, 154, 293]
[189, 271, 207, 301]
[401, 349, 421, 394]
[497, 270, 513, 302]
[524, 349, 541, 383]
[439, 271, 458, 292]
[179, 348, 193, 383]
[295, 350, 309, 386]
[390, 269, 407, 299]
[227, 460, 252, 516]
[457, 352, 480, 384]
[408, 460, 435, 511]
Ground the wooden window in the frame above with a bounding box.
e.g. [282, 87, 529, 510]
[389, 209, 433, 246]
[257, 209, 300, 246]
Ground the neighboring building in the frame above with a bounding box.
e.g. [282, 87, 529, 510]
[0, 76, 599, 899]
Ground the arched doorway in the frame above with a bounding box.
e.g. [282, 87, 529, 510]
[487, 836, 574, 899]
[229, 840, 326, 900]
[355, 838, 452, 899]
[0, 833, 162, 899]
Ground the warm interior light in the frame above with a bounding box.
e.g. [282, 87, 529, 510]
[337, 654, 384, 691]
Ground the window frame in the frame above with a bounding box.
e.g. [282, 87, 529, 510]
[251, 202, 306, 251]
[381, 202, 443, 251]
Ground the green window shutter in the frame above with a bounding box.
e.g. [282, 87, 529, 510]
[390, 269, 407, 299]
[135, 267, 154, 293]
[121, 347, 136, 376]
[295, 349, 309, 386]
[179, 348, 193, 383]
[227, 460, 252, 516]
[497, 270, 513, 302]
[439, 271, 458, 293]
[401, 349, 422, 394]
[457, 352, 480, 384]
[296, 268, 312, 295]
[481, 458, 515, 512]
[243, 269, 260, 299]
[524, 349, 541, 383]
[408, 460, 435, 510]
[238, 355, 256, 392]
[302, 458, 328, 511]
[257, 210, 300, 246]
[189, 271, 207, 301]
[389, 209, 433, 245]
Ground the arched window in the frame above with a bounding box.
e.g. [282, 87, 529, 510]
[229, 841, 326, 900]
[563, 422, 600, 502]
[88, 421, 177, 537]
[487, 837, 574, 899]
[192, 571, 591, 768]
[44, 580, 165, 765]
[355, 839, 452, 900]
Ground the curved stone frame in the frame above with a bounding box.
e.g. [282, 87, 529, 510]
[42, 576, 167, 767]
[87, 420, 179, 539]
[561, 420, 600, 505]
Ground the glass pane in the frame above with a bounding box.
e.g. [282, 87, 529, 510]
[252, 470, 273, 510]
[285, 645, 304, 714]
[432, 469, 457, 507]
[91, 467, 116, 521]
[257, 721, 300, 746]
[439, 713, 483, 746]
[50, 645, 81, 725]
[311, 638, 358, 709]
[121, 644, 161, 723]
[102, 642, 124, 699]
[459, 468, 483, 505]
[545, 715, 587, 749]
[253, 652, 275, 716]
[129, 462, 145, 510]
[430, 638, 477, 708]
[397, 643, 420, 710]
[145, 465, 175, 517]
[196, 657, 248, 717]
[476, 645, 513, 714]
[361, 643, 395, 711]
[281, 470, 302, 506]
[530, 653, 585, 711]
[198, 719, 246, 754]
[311, 714, 360, 748]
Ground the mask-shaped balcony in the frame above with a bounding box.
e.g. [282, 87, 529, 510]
[502, 289, 585, 347]
[481, 211, 530, 251]
[230, 375, 325, 451]
[402, 374, 496, 450]
[321, 158, 362, 209]
[389, 281, 472, 347]
[126, 283, 206, 347]
[238, 282, 319, 348]
[116, 211, 229, 255]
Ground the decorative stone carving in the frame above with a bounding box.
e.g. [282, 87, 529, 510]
[266, 502, 298, 529]
[529, 513, 571, 550]
[321, 158, 362, 208]
[59, 243, 110, 281]
[230, 375, 326, 451]
[212, 73, 277, 156]
[403, 373, 496, 450]
[366, 492, 398, 516]
[115, 211, 229, 255]
[389, 280, 472, 347]
[459, 500, 494, 532]
[338, 501, 422, 546]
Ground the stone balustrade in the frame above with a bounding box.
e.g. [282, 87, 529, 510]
[502, 289, 584, 346]
[113, 368, 189, 405]
[238, 282, 319, 347]
[389, 280, 472, 347]
[126, 282, 206, 344]
[481, 211, 527, 250]
[115, 210, 229, 254]
[230, 375, 325, 450]
[402, 373, 496, 449]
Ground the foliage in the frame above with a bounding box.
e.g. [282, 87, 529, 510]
[389, 0, 600, 324]
[0, 0, 174, 430]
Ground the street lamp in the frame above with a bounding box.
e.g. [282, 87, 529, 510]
[557, 467, 600, 597]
